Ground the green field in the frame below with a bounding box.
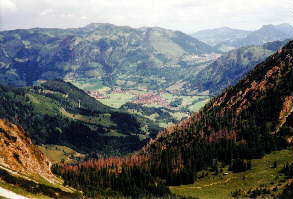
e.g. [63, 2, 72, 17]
[68, 78, 106, 91]
[170, 112, 189, 121]
[189, 99, 210, 112]
[99, 93, 134, 108]
[60, 108, 115, 128]
[27, 93, 60, 116]
[38, 144, 85, 164]
[170, 150, 293, 199]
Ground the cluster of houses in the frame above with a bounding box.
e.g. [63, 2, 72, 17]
[112, 88, 126, 94]
[132, 92, 169, 107]
[182, 53, 221, 64]
[88, 88, 173, 108]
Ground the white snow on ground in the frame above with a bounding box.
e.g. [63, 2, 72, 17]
[0, 187, 29, 199]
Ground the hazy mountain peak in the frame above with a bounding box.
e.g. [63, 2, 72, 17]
[84, 23, 116, 29]
[82, 23, 135, 33]
[192, 26, 250, 46]
[206, 24, 293, 50]
[259, 24, 278, 31]
[275, 23, 293, 36]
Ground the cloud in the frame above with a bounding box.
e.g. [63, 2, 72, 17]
[40, 8, 54, 16]
[81, 16, 89, 20]
[0, 0, 17, 12]
[0, 0, 291, 33]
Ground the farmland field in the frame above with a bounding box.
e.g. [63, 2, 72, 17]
[38, 144, 85, 164]
[67, 78, 106, 91]
[99, 93, 135, 108]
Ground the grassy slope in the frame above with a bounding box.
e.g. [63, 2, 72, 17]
[99, 93, 135, 108]
[29, 90, 117, 128]
[170, 150, 293, 199]
[23, 80, 162, 155]
[38, 145, 85, 164]
[0, 167, 75, 199]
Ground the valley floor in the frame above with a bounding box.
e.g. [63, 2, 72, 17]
[71, 80, 211, 127]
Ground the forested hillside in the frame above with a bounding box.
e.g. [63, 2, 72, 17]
[184, 40, 290, 94]
[143, 40, 293, 183]
[0, 80, 161, 157]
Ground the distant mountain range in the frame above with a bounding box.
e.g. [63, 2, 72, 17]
[0, 23, 291, 97]
[193, 23, 292, 52]
[0, 23, 214, 89]
[192, 27, 250, 47]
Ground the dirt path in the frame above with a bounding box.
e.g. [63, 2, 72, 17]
[173, 177, 234, 190]
[0, 187, 29, 199]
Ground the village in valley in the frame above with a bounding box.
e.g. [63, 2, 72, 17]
[87, 88, 170, 108]
[84, 85, 210, 127]
[68, 53, 218, 126]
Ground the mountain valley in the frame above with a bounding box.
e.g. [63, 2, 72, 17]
[0, 24, 290, 128]
[0, 21, 292, 199]
[52, 40, 293, 199]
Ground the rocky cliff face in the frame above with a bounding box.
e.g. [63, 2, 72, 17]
[0, 119, 56, 182]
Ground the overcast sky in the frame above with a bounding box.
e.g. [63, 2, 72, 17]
[0, 0, 291, 33]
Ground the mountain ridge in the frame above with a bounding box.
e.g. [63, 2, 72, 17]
[192, 27, 250, 46]
[193, 24, 292, 52]
[0, 23, 215, 89]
